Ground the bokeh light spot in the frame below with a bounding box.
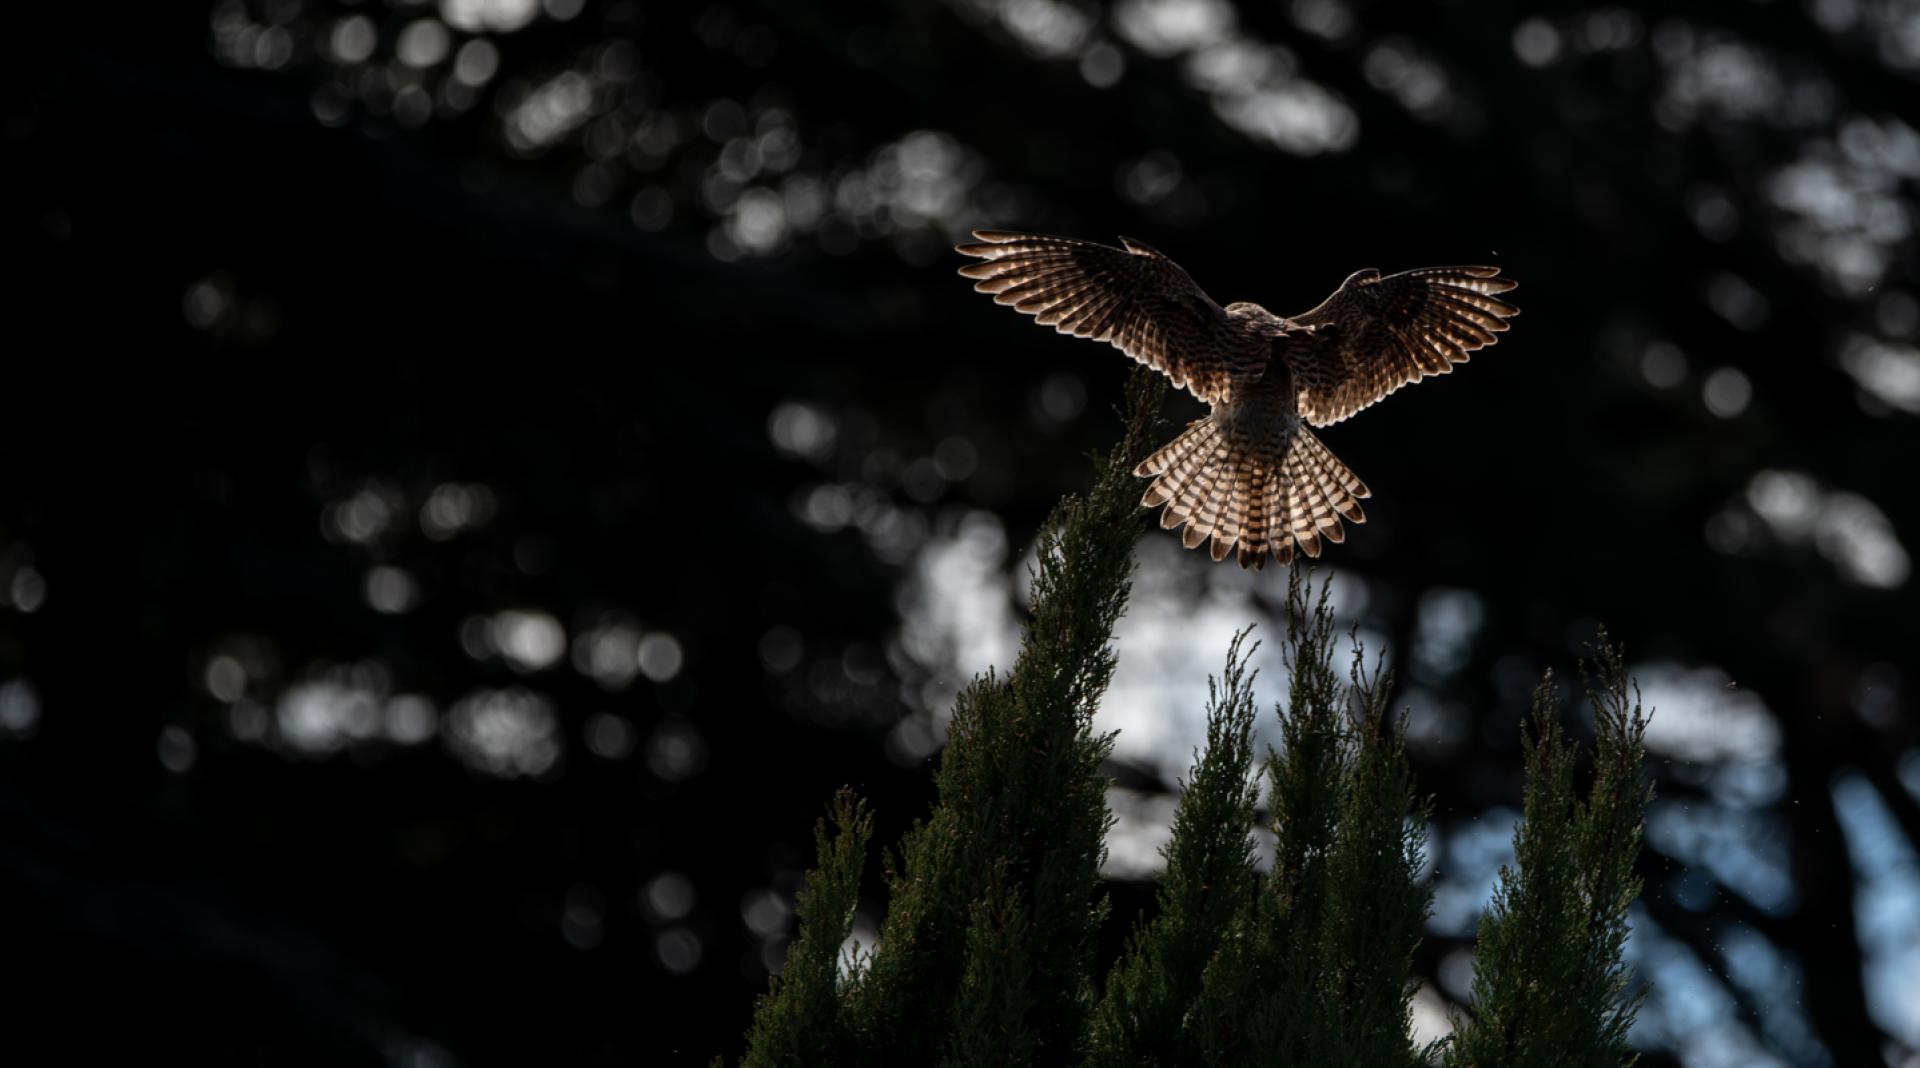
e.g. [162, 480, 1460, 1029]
[453, 38, 500, 86]
[758, 626, 802, 674]
[444, 688, 561, 777]
[645, 715, 708, 781]
[741, 887, 792, 938]
[636, 632, 684, 683]
[385, 695, 438, 744]
[205, 654, 247, 702]
[9, 567, 47, 613]
[1512, 18, 1561, 68]
[584, 713, 636, 759]
[1640, 341, 1687, 389]
[1702, 366, 1753, 418]
[329, 15, 377, 65]
[228, 701, 269, 741]
[441, 0, 540, 35]
[0, 680, 42, 736]
[158, 727, 197, 773]
[655, 926, 704, 974]
[573, 620, 641, 689]
[562, 882, 605, 949]
[644, 871, 696, 922]
[768, 401, 838, 462]
[365, 566, 420, 614]
[493, 610, 566, 672]
[397, 20, 451, 69]
[1080, 40, 1125, 88]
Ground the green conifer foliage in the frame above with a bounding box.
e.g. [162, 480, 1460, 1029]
[1445, 639, 1650, 1068]
[742, 790, 872, 1067]
[1085, 628, 1261, 1067]
[1189, 576, 1431, 1067]
[746, 368, 1166, 1067]
[740, 377, 1649, 1068]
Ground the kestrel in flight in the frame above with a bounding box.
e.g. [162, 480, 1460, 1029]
[955, 230, 1519, 569]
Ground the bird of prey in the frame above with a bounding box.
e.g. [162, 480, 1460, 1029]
[955, 230, 1519, 569]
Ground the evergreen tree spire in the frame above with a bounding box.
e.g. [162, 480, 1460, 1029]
[1085, 628, 1261, 1067]
[842, 368, 1165, 1065]
[1445, 636, 1650, 1068]
[1192, 574, 1431, 1067]
[742, 789, 872, 1067]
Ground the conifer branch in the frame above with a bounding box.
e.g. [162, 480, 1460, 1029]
[1193, 572, 1430, 1066]
[840, 369, 1166, 1064]
[1086, 628, 1262, 1066]
[1445, 637, 1651, 1068]
[742, 789, 873, 1067]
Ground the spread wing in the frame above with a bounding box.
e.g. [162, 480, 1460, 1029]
[1287, 266, 1519, 426]
[955, 230, 1260, 405]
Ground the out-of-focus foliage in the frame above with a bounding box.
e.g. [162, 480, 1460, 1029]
[4, 0, 1918, 1064]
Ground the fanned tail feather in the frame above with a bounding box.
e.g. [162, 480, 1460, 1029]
[1278, 425, 1368, 564]
[1138, 418, 1370, 570]
[1137, 419, 1218, 528]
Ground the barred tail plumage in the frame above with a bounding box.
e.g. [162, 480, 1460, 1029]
[1136, 417, 1369, 570]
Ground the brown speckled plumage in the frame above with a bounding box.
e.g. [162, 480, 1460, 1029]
[955, 230, 1518, 569]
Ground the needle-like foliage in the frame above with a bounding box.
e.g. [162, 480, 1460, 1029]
[739, 377, 1649, 1068]
[1084, 627, 1261, 1067]
[742, 789, 873, 1067]
[1187, 574, 1431, 1067]
[835, 368, 1165, 1066]
[1445, 637, 1651, 1068]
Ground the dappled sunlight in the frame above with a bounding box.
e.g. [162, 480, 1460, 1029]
[1634, 660, 1782, 765]
[1115, 0, 1359, 154]
[0, 679, 41, 739]
[505, 71, 595, 153]
[572, 615, 643, 690]
[1717, 925, 1825, 1061]
[1428, 807, 1521, 938]
[1708, 470, 1911, 589]
[275, 665, 425, 754]
[207, 651, 441, 756]
[152, 464, 710, 793]
[1654, 28, 1796, 130]
[641, 871, 708, 974]
[1408, 982, 1456, 1049]
[221, 0, 1020, 260]
[1100, 540, 1373, 787]
[948, 0, 1096, 61]
[1833, 774, 1920, 1048]
[1627, 907, 1795, 1068]
[1361, 37, 1455, 126]
[444, 687, 560, 777]
[1410, 588, 1484, 685]
[1839, 329, 1920, 414]
[1103, 785, 1180, 879]
[1768, 118, 1920, 296]
[1, 538, 46, 616]
[1647, 801, 1796, 914]
[892, 509, 1019, 746]
[487, 609, 568, 673]
[893, 521, 1381, 792]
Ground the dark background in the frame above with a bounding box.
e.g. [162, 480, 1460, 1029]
[4, 1, 1917, 1065]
